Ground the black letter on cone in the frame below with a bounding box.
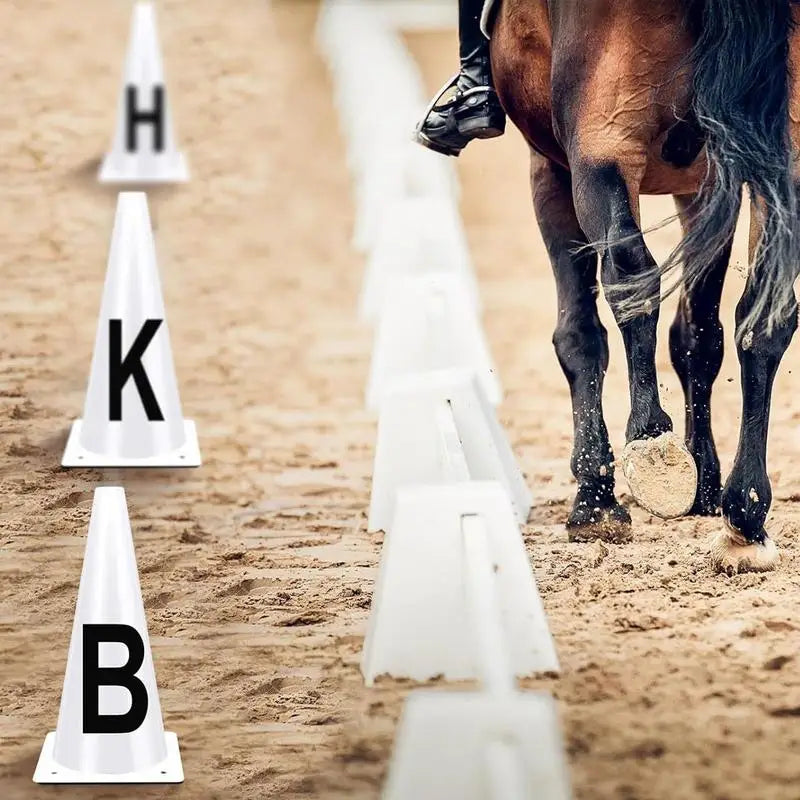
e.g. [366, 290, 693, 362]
[126, 85, 165, 152]
[108, 319, 165, 421]
[82, 624, 149, 734]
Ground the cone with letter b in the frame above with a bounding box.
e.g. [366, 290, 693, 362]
[33, 487, 183, 784]
[62, 191, 200, 467]
[99, 2, 188, 183]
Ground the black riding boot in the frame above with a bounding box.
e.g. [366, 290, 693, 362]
[414, 0, 505, 157]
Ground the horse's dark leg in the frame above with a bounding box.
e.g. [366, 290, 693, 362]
[669, 193, 733, 516]
[713, 207, 797, 573]
[531, 153, 631, 542]
[572, 163, 671, 439]
[569, 160, 697, 518]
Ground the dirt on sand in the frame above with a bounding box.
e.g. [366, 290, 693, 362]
[1, 3, 800, 800]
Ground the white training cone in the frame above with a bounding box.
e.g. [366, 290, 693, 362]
[99, 2, 188, 183]
[368, 368, 530, 532]
[34, 487, 183, 784]
[383, 691, 572, 800]
[361, 481, 558, 685]
[62, 193, 201, 467]
[359, 197, 479, 323]
[366, 274, 499, 410]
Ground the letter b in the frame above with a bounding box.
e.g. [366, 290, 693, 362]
[82, 624, 149, 734]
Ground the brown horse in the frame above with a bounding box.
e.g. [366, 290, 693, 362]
[488, 0, 800, 573]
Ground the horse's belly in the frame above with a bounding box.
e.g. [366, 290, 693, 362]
[491, 0, 566, 165]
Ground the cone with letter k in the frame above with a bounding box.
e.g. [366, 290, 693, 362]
[62, 191, 201, 467]
[34, 487, 183, 784]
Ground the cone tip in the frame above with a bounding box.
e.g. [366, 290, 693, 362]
[92, 486, 127, 508]
[86, 487, 134, 554]
[130, 2, 158, 45]
[94, 485, 126, 497]
[117, 190, 148, 205]
[114, 191, 151, 225]
[133, 2, 156, 19]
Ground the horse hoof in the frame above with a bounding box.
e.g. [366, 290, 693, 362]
[620, 431, 697, 519]
[710, 525, 780, 575]
[567, 504, 633, 544]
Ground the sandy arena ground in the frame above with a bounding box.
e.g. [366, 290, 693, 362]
[2, 2, 800, 799]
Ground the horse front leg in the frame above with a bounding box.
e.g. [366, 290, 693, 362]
[571, 159, 698, 519]
[531, 154, 631, 542]
[531, 151, 631, 542]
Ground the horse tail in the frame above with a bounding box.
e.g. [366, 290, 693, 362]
[650, 0, 798, 337]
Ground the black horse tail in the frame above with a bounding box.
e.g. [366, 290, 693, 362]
[648, 0, 799, 337]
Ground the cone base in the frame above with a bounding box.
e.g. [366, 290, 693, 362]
[98, 151, 189, 184]
[62, 419, 201, 467]
[33, 731, 183, 784]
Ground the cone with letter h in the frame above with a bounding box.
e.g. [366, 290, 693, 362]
[34, 487, 183, 784]
[100, 2, 188, 183]
[62, 191, 201, 467]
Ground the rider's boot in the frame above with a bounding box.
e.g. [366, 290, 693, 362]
[414, 0, 506, 157]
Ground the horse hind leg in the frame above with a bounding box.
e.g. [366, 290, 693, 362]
[668, 193, 732, 516]
[531, 153, 631, 542]
[713, 201, 797, 574]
